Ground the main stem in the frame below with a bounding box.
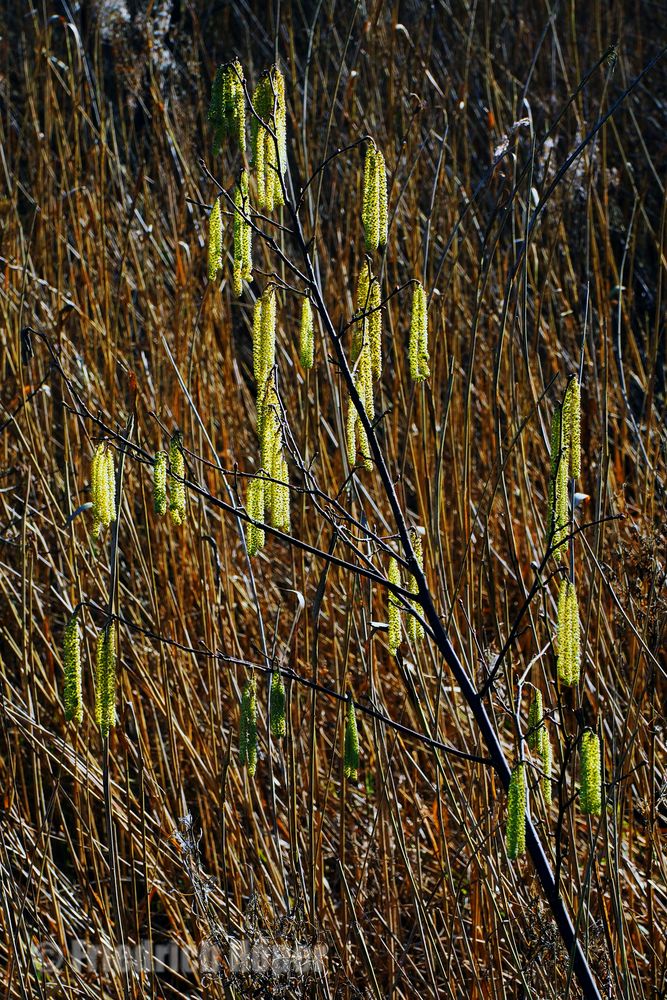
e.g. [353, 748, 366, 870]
[289, 206, 602, 1000]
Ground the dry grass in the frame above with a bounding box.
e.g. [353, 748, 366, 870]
[0, 1, 665, 997]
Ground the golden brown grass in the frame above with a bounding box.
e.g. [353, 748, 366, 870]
[0, 2, 665, 997]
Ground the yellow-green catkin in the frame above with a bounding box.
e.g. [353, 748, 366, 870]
[368, 278, 382, 380]
[95, 623, 116, 739]
[239, 677, 258, 775]
[207, 198, 223, 283]
[346, 264, 376, 471]
[506, 762, 526, 860]
[63, 613, 83, 724]
[407, 531, 425, 642]
[579, 730, 602, 815]
[565, 376, 581, 479]
[362, 144, 388, 252]
[270, 669, 286, 738]
[246, 474, 265, 556]
[251, 67, 286, 211]
[271, 453, 290, 532]
[253, 287, 276, 391]
[299, 297, 314, 369]
[91, 443, 116, 534]
[233, 170, 252, 296]
[409, 282, 430, 381]
[539, 728, 553, 801]
[168, 432, 186, 526]
[209, 60, 246, 156]
[153, 451, 167, 516]
[387, 556, 401, 656]
[344, 696, 359, 782]
[527, 690, 543, 751]
[557, 579, 580, 686]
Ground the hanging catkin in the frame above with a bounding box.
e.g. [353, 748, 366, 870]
[153, 451, 167, 516]
[246, 474, 266, 556]
[239, 677, 258, 775]
[270, 669, 286, 738]
[63, 613, 83, 724]
[539, 728, 553, 801]
[362, 144, 388, 252]
[527, 690, 543, 751]
[557, 579, 580, 686]
[407, 530, 425, 642]
[95, 622, 116, 739]
[207, 198, 223, 283]
[506, 763, 526, 860]
[387, 556, 402, 656]
[579, 730, 602, 815]
[209, 60, 246, 156]
[91, 443, 116, 534]
[168, 432, 187, 526]
[232, 170, 252, 295]
[251, 67, 287, 211]
[344, 696, 359, 782]
[409, 282, 430, 381]
[565, 375, 581, 479]
[299, 297, 314, 369]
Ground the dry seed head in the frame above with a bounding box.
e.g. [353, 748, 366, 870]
[527, 689, 543, 751]
[153, 451, 167, 516]
[409, 282, 430, 381]
[388, 556, 401, 656]
[63, 613, 83, 725]
[344, 696, 359, 782]
[579, 730, 602, 815]
[299, 297, 314, 369]
[95, 623, 116, 739]
[270, 669, 286, 738]
[168, 432, 187, 526]
[207, 198, 223, 282]
[239, 677, 258, 775]
[506, 763, 526, 860]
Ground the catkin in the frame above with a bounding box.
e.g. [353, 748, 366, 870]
[253, 287, 276, 391]
[344, 696, 359, 782]
[527, 690, 543, 751]
[407, 531, 425, 642]
[270, 669, 286, 738]
[207, 198, 223, 283]
[388, 556, 402, 656]
[579, 730, 602, 815]
[232, 170, 252, 296]
[239, 677, 258, 775]
[246, 474, 265, 556]
[506, 763, 526, 860]
[409, 282, 430, 381]
[95, 623, 116, 739]
[168, 432, 187, 526]
[299, 297, 314, 369]
[557, 579, 581, 686]
[251, 68, 287, 211]
[539, 728, 553, 801]
[91, 443, 116, 534]
[547, 405, 561, 539]
[362, 144, 388, 252]
[63, 613, 83, 724]
[209, 60, 246, 156]
[368, 278, 382, 380]
[153, 451, 167, 516]
[565, 376, 581, 479]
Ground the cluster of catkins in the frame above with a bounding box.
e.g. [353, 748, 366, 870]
[238, 670, 287, 777]
[506, 375, 602, 861]
[62, 432, 188, 738]
[386, 529, 426, 657]
[207, 62, 288, 293]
